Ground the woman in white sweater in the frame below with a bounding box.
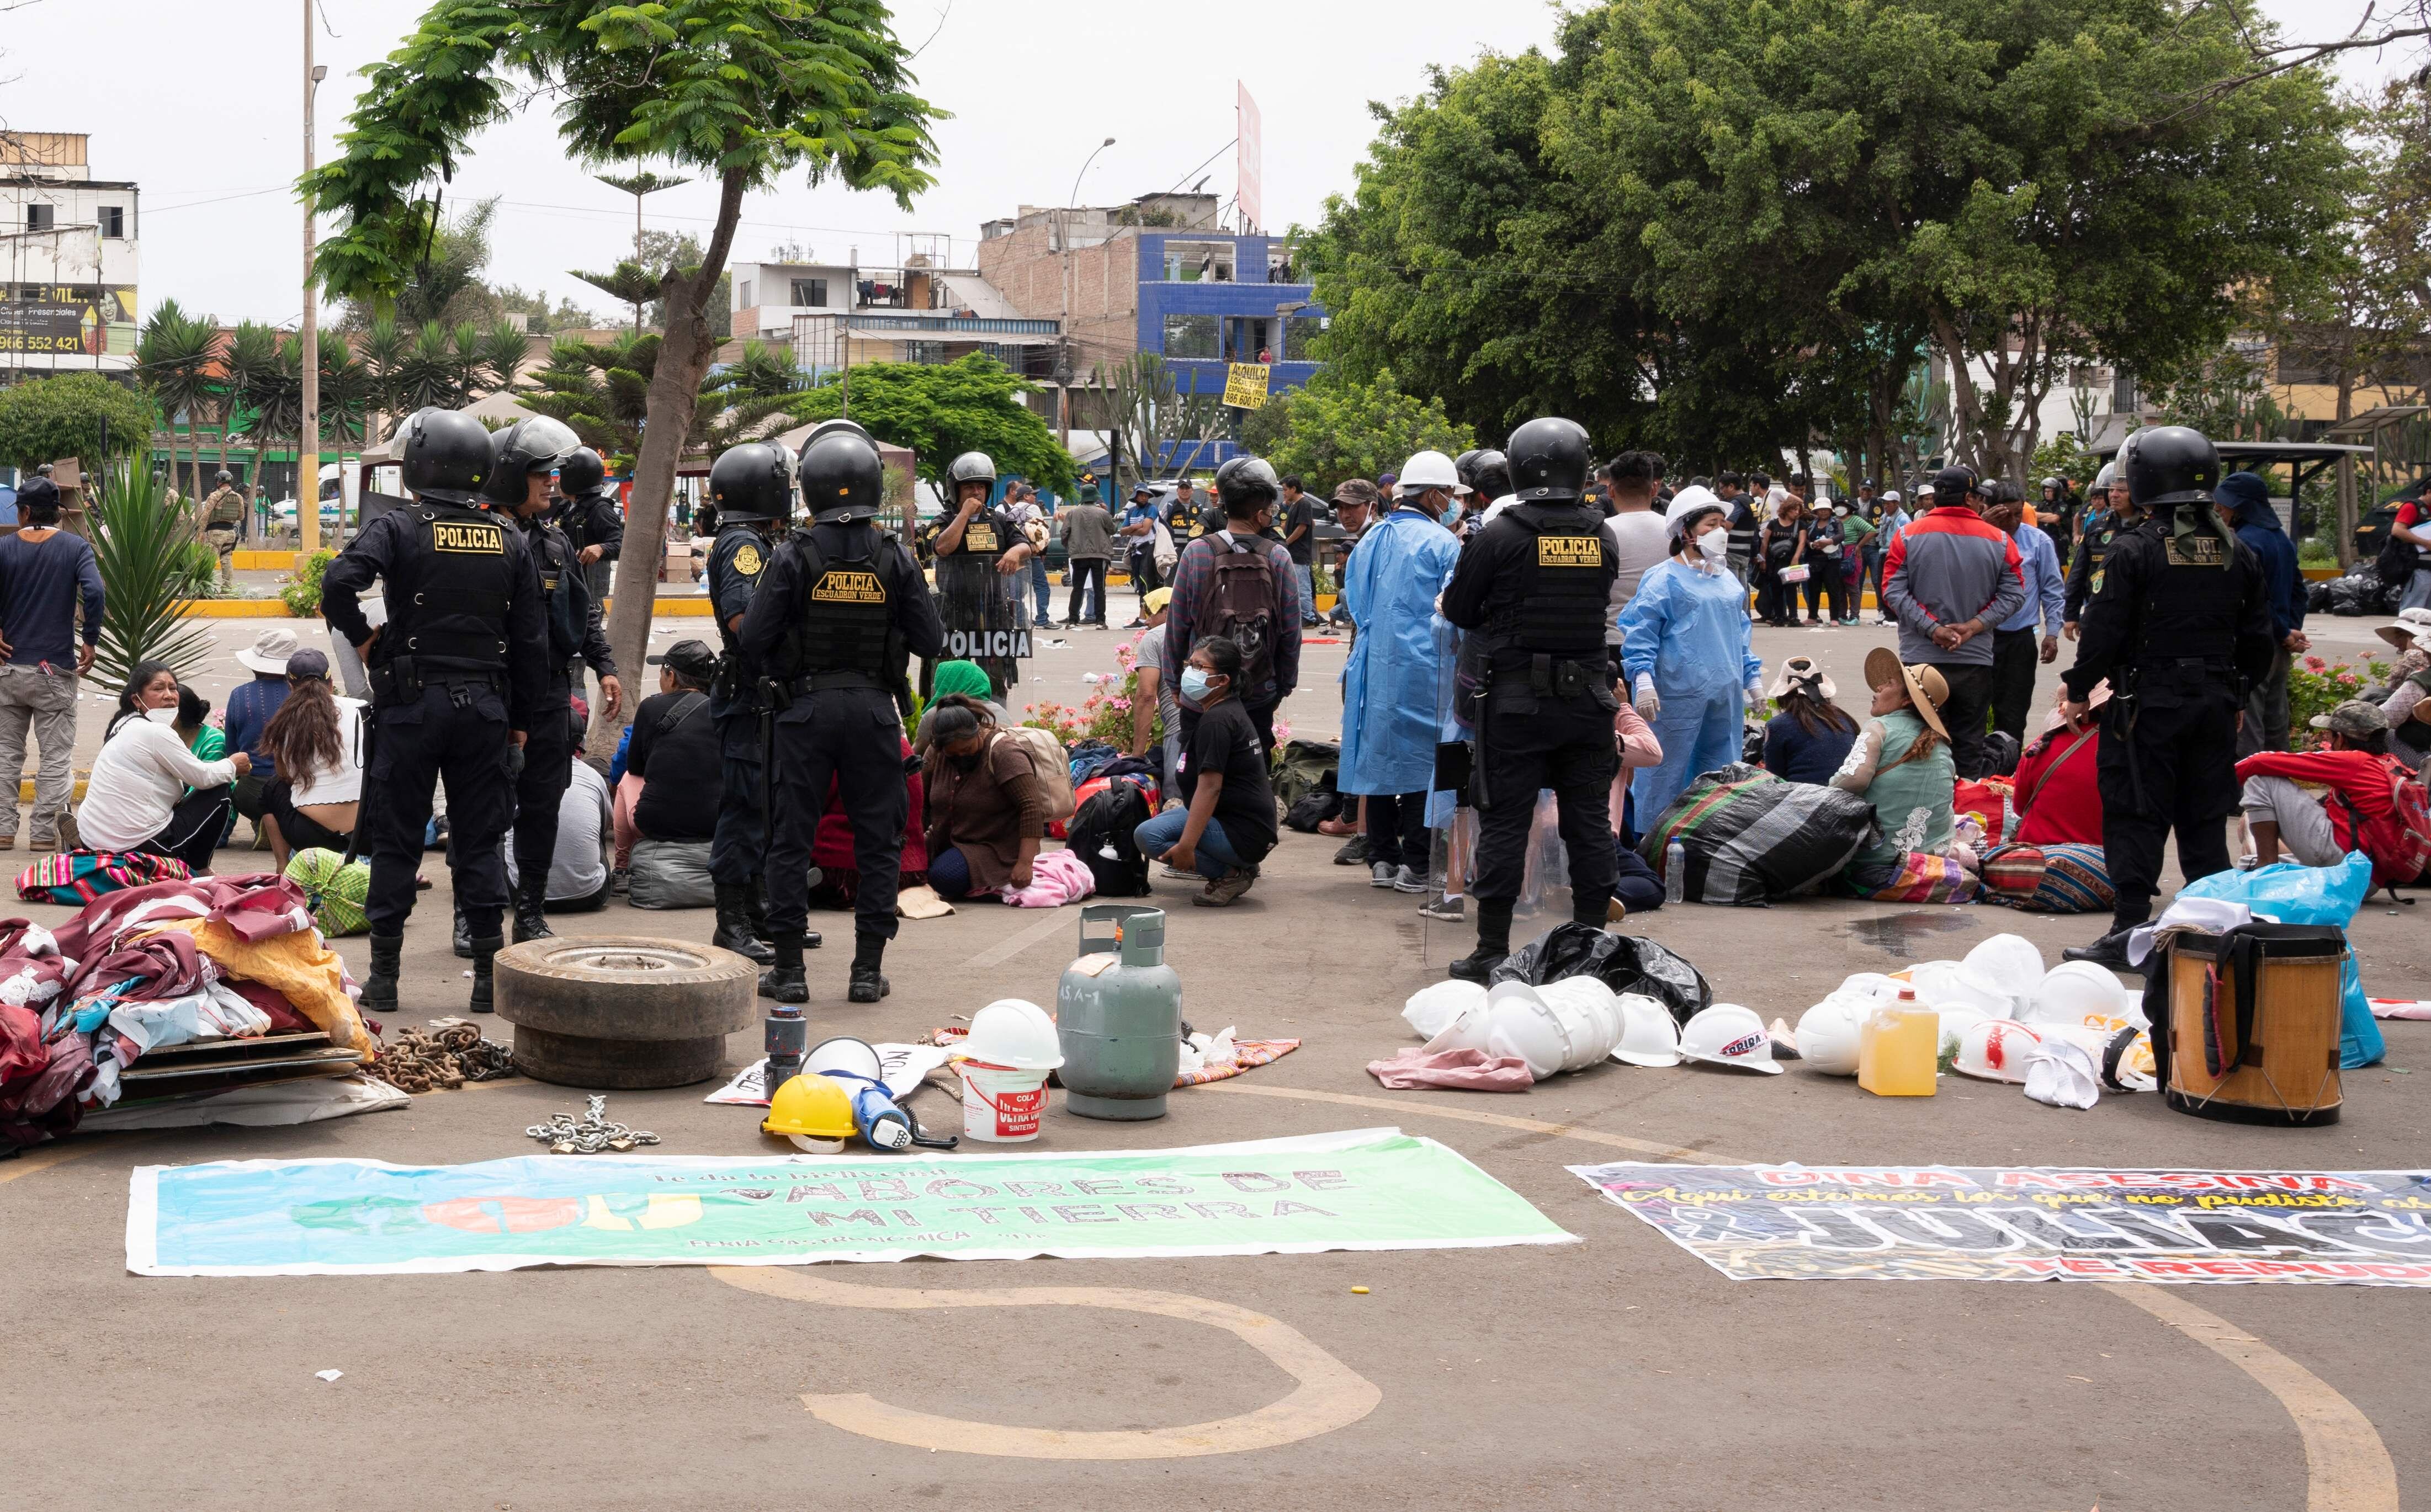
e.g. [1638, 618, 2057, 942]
[77, 661, 249, 872]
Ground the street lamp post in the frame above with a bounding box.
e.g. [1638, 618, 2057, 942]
[1059, 137, 1114, 452]
[299, 4, 326, 553]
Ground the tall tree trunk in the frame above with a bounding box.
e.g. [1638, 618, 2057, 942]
[590, 168, 749, 759]
[2334, 366, 2357, 570]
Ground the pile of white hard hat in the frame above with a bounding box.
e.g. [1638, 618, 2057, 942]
[1793, 933, 2156, 1096]
[1402, 980, 1781, 1080]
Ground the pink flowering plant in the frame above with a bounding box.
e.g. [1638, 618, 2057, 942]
[2287, 655, 2389, 750]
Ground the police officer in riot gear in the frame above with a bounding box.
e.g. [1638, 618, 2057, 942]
[484, 418, 620, 943]
[1468, 449, 1512, 507]
[931, 450, 1033, 700]
[2062, 461, 2133, 637]
[703, 441, 798, 965]
[551, 445, 625, 601]
[322, 407, 547, 1013]
[2058, 427, 2276, 973]
[1440, 417, 1622, 981]
[742, 428, 944, 1004]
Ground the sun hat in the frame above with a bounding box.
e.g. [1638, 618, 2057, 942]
[2375, 608, 2431, 653]
[1766, 655, 1835, 701]
[1864, 646, 1950, 741]
[237, 627, 301, 675]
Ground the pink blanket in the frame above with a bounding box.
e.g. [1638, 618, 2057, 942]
[1000, 848, 1096, 908]
[1365, 1046, 1537, 1092]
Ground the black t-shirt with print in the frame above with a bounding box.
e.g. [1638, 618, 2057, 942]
[1183, 696, 1278, 864]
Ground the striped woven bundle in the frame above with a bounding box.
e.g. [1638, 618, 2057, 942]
[13, 850, 193, 906]
[1979, 842, 2112, 914]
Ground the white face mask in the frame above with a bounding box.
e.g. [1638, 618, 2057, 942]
[1696, 528, 1730, 563]
[144, 704, 180, 725]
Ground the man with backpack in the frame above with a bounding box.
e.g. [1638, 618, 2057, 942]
[1164, 454, 1302, 759]
[2237, 700, 2431, 887]
[2388, 479, 2431, 613]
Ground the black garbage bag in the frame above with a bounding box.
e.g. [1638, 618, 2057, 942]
[1490, 922, 1713, 1025]
[1634, 763, 1878, 905]
[1064, 778, 1154, 897]
[1271, 738, 1341, 808]
[2305, 578, 2338, 614]
[1283, 769, 1344, 832]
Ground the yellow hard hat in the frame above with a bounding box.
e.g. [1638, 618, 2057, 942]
[762, 1073, 856, 1149]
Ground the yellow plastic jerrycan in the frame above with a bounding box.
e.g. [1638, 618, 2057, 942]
[1858, 989, 1939, 1097]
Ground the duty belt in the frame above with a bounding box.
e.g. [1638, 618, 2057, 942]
[794, 670, 890, 694]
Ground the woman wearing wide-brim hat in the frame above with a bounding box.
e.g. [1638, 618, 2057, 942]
[2375, 610, 2431, 767]
[1826, 647, 1978, 902]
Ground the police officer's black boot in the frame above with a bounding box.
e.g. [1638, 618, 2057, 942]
[1448, 899, 1514, 982]
[713, 883, 776, 965]
[452, 908, 474, 959]
[758, 930, 809, 1003]
[2063, 927, 2140, 974]
[362, 931, 403, 1012]
[848, 931, 890, 1004]
[468, 933, 504, 1013]
[513, 872, 554, 944]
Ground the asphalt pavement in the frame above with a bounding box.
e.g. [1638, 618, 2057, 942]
[3, 598, 2425, 1510]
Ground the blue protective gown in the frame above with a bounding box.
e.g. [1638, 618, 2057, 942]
[1339, 506, 1462, 796]
[1617, 556, 1763, 824]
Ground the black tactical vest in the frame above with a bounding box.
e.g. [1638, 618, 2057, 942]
[1492, 504, 1610, 661]
[531, 521, 583, 662]
[398, 502, 514, 673]
[794, 524, 896, 682]
[2127, 518, 2253, 664]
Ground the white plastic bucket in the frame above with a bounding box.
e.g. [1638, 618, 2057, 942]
[959, 1059, 1049, 1142]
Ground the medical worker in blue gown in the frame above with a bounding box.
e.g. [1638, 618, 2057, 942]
[1616, 485, 1763, 827]
[1339, 452, 1467, 892]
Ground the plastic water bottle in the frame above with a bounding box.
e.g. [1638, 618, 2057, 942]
[1664, 840, 1686, 906]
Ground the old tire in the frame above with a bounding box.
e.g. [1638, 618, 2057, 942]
[495, 936, 757, 1089]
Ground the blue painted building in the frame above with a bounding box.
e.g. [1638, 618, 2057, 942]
[1131, 231, 1321, 473]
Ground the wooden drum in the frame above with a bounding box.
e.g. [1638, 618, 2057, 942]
[2165, 927, 2344, 1127]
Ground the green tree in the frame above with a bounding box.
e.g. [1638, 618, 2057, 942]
[307, 0, 941, 752]
[0, 372, 158, 474]
[217, 321, 283, 488]
[785, 354, 1072, 493]
[523, 333, 805, 474]
[135, 298, 217, 501]
[1244, 369, 1475, 496]
[338, 197, 505, 332]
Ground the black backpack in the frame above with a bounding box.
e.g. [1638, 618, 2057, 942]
[1064, 778, 1153, 896]
[1199, 539, 1282, 694]
[2374, 524, 2419, 588]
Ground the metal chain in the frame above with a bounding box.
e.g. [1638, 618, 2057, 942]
[524, 1094, 661, 1154]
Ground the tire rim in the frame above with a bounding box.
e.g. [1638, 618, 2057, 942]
[537, 943, 715, 975]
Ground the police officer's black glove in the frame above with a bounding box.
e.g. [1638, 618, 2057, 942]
[505, 743, 526, 779]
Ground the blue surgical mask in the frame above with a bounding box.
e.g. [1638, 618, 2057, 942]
[1180, 667, 1216, 702]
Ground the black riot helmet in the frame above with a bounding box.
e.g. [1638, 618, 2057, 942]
[1453, 450, 1483, 492]
[399, 407, 493, 507]
[800, 430, 885, 523]
[947, 451, 997, 493]
[2121, 425, 2220, 510]
[480, 415, 583, 507]
[558, 446, 607, 497]
[1506, 418, 1590, 503]
[1214, 454, 1282, 518]
[806, 418, 877, 454]
[1469, 449, 1512, 502]
[708, 441, 796, 523]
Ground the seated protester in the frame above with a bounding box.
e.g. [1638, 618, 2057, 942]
[2238, 699, 2431, 886]
[619, 638, 721, 870]
[1132, 635, 1277, 907]
[255, 650, 365, 869]
[922, 695, 1044, 901]
[506, 754, 615, 912]
[76, 661, 248, 874]
[1125, 588, 1183, 787]
[175, 684, 226, 764]
[2376, 616, 2431, 770]
[913, 659, 1007, 753]
[1760, 656, 1858, 784]
[810, 734, 930, 906]
[1829, 647, 1977, 902]
[224, 627, 297, 830]
[2011, 690, 2105, 846]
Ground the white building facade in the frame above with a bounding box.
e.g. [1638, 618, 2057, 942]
[0, 133, 139, 378]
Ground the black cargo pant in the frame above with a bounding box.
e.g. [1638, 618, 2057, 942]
[364, 680, 515, 939]
[1473, 683, 1620, 921]
[2098, 662, 2239, 933]
[511, 688, 577, 906]
[763, 684, 907, 943]
[1989, 628, 2040, 743]
[710, 710, 767, 888]
[1928, 661, 1996, 779]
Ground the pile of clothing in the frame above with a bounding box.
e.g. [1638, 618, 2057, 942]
[0, 874, 373, 1148]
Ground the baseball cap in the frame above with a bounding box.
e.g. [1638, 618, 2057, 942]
[2311, 700, 2388, 739]
[648, 638, 719, 679]
[285, 648, 331, 682]
[1143, 587, 1172, 614]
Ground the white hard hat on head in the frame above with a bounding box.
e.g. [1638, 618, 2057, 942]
[1398, 450, 1468, 494]
[1664, 484, 1724, 528]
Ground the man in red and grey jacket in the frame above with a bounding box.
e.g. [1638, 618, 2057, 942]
[1881, 465, 2026, 778]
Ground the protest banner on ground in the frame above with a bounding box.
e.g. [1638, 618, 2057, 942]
[128, 1128, 1574, 1276]
[1571, 1162, 2431, 1287]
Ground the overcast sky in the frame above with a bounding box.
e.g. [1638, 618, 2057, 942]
[0, 0, 2410, 329]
